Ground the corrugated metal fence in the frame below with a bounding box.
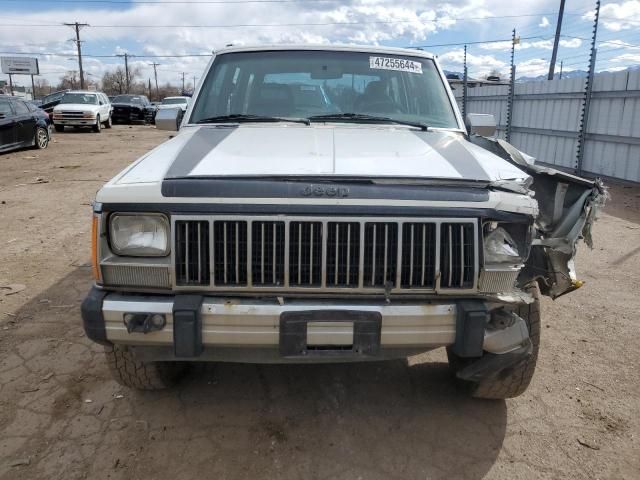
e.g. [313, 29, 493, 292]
[453, 70, 640, 183]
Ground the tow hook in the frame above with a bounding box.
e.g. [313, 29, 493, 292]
[123, 313, 166, 334]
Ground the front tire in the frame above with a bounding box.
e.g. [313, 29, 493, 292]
[104, 114, 112, 129]
[93, 115, 101, 133]
[33, 126, 49, 149]
[447, 283, 541, 399]
[105, 345, 186, 390]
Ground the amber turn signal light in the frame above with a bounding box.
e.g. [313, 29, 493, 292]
[91, 215, 101, 282]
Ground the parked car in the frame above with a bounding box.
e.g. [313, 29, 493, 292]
[0, 95, 51, 153]
[155, 96, 190, 124]
[52, 91, 112, 133]
[110, 94, 156, 124]
[157, 96, 190, 112]
[82, 45, 605, 398]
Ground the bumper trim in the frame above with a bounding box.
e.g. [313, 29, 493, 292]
[172, 295, 204, 358]
[81, 287, 110, 345]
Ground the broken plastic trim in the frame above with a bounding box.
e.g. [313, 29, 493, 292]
[470, 135, 607, 299]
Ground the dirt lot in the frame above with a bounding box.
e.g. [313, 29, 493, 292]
[0, 126, 639, 480]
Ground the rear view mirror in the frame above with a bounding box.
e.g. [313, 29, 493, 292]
[155, 107, 181, 131]
[466, 113, 496, 137]
[310, 65, 343, 80]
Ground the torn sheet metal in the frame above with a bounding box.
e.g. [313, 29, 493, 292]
[470, 136, 608, 299]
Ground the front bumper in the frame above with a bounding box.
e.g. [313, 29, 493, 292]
[53, 118, 96, 126]
[82, 288, 531, 366]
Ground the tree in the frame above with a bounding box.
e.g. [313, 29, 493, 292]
[33, 78, 50, 97]
[101, 65, 142, 95]
[56, 71, 79, 90]
[484, 69, 502, 80]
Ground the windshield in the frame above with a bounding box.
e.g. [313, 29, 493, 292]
[0, 100, 12, 116]
[190, 50, 459, 128]
[162, 98, 187, 105]
[114, 95, 144, 104]
[60, 93, 98, 105]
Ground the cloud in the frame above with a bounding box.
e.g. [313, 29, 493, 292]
[585, 1, 640, 31]
[479, 38, 582, 51]
[539, 16, 550, 28]
[437, 49, 508, 77]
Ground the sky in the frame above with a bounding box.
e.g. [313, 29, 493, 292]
[1, 0, 639, 91]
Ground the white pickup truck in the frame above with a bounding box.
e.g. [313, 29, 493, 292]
[82, 45, 605, 398]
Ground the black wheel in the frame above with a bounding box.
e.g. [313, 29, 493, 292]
[54, 125, 65, 133]
[33, 126, 49, 149]
[104, 114, 112, 129]
[105, 345, 187, 390]
[447, 283, 541, 399]
[93, 115, 102, 133]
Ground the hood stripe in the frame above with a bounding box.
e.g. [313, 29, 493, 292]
[412, 131, 490, 181]
[165, 127, 236, 178]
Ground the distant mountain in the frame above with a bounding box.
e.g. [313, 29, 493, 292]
[446, 65, 639, 84]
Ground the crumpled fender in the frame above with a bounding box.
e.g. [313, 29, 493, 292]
[470, 136, 608, 299]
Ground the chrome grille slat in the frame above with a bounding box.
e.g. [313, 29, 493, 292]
[174, 217, 477, 293]
[175, 220, 209, 286]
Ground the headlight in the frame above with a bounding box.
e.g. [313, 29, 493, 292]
[83, 111, 95, 118]
[484, 226, 521, 264]
[109, 214, 169, 256]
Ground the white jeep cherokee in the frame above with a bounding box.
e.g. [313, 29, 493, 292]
[82, 45, 605, 398]
[53, 91, 112, 132]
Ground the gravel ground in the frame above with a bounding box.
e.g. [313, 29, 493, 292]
[0, 126, 638, 480]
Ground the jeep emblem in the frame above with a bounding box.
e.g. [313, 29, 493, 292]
[301, 185, 349, 198]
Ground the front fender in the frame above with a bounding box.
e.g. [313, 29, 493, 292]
[470, 136, 607, 299]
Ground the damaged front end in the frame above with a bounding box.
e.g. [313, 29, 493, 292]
[473, 136, 607, 299]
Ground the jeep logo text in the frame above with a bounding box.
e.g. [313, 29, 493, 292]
[300, 185, 350, 198]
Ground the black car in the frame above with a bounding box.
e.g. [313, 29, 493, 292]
[110, 94, 156, 124]
[39, 89, 70, 120]
[0, 95, 51, 153]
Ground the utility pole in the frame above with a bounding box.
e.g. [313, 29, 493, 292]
[548, 0, 566, 80]
[150, 62, 160, 99]
[8, 74, 14, 96]
[181, 72, 186, 93]
[64, 22, 89, 89]
[117, 53, 130, 93]
[193, 75, 196, 93]
[559, 60, 564, 79]
[462, 44, 468, 123]
[576, 0, 600, 175]
[506, 29, 518, 143]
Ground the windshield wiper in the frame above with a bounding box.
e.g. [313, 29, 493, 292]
[308, 113, 429, 131]
[195, 114, 310, 125]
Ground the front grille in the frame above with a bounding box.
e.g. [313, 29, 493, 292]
[401, 223, 436, 288]
[440, 222, 475, 288]
[252, 221, 285, 286]
[213, 221, 247, 285]
[326, 222, 360, 287]
[102, 265, 171, 288]
[289, 222, 322, 286]
[175, 220, 210, 286]
[364, 223, 398, 287]
[174, 217, 477, 293]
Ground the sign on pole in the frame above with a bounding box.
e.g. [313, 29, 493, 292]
[1, 57, 40, 75]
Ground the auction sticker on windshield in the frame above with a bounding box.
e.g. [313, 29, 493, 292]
[369, 56, 423, 74]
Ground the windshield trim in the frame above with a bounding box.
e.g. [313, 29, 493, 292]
[184, 49, 464, 131]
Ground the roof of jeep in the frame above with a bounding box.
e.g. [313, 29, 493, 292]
[212, 44, 435, 59]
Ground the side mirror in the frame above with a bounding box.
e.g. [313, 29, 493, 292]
[155, 107, 181, 131]
[99, 101, 104, 105]
[465, 113, 496, 137]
